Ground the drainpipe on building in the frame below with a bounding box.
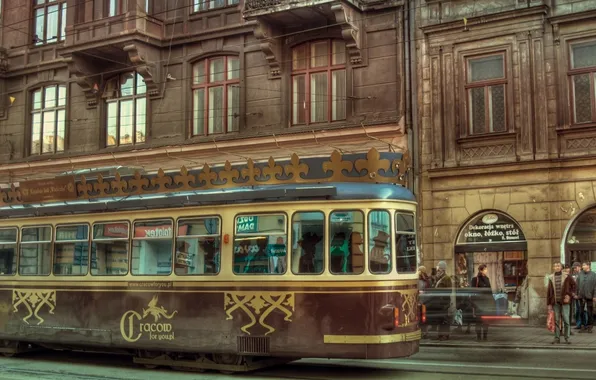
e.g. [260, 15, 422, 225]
[404, 1, 418, 197]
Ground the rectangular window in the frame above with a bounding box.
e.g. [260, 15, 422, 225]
[193, 0, 237, 12]
[466, 54, 507, 135]
[570, 41, 596, 124]
[33, 0, 67, 45]
[395, 213, 416, 273]
[0, 228, 17, 276]
[108, 0, 119, 17]
[30, 85, 67, 155]
[105, 73, 147, 147]
[292, 212, 324, 275]
[233, 214, 287, 274]
[91, 222, 129, 276]
[176, 217, 220, 275]
[54, 225, 89, 276]
[19, 226, 52, 276]
[132, 220, 173, 275]
[369, 210, 392, 274]
[329, 211, 364, 274]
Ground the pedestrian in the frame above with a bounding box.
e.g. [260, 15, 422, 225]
[418, 266, 431, 338]
[471, 264, 493, 341]
[577, 262, 596, 333]
[434, 261, 453, 341]
[571, 262, 584, 330]
[546, 261, 575, 344]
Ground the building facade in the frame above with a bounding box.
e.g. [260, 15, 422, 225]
[0, 0, 413, 184]
[416, 0, 596, 322]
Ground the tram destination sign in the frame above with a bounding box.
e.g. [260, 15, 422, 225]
[458, 212, 526, 244]
[19, 176, 77, 203]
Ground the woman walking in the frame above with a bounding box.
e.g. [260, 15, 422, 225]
[471, 264, 493, 341]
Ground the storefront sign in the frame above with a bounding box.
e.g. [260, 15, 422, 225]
[19, 176, 76, 203]
[103, 223, 129, 238]
[458, 212, 525, 244]
[134, 225, 173, 238]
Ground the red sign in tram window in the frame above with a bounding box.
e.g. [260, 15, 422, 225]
[103, 223, 129, 238]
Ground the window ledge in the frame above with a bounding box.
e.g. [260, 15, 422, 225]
[556, 123, 596, 135]
[457, 131, 515, 145]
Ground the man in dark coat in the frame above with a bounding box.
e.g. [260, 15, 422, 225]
[471, 264, 493, 341]
[547, 261, 576, 344]
[577, 262, 596, 333]
[433, 261, 453, 341]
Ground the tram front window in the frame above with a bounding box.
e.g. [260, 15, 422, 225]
[369, 210, 392, 274]
[396, 212, 417, 273]
[234, 214, 287, 274]
[329, 210, 364, 274]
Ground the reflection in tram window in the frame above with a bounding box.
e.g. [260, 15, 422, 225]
[132, 220, 173, 275]
[0, 228, 17, 275]
[19, 226, 52, 276]
[369, 210, 392, 274]
[329, 211, 364, 274]
[91, 222, 130, 276]
[54, 224, 89, 276]
[176, 217, 220, 275]
[396, 212, 416, 273]
[234, 214, 287, 274]
[292, 212, 324, 275]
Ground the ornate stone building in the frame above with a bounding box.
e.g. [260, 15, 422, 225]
[416, 0, 596, 322]
[0, 0, 413, 184]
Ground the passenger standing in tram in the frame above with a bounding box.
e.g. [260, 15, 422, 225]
[471, 264, 493, 341]
[434, 261, 452, 341]
[546, 261, 575, 344]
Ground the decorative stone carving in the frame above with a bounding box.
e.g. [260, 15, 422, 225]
[566, 138, 596, 150]
[63, 54, 100, 108]
[253, 21, 281, 79]
[124, 44, 160, 97]
[461, 144, 514, 159]
[331, 3, 362, 64]
[552, 24, 560, 46]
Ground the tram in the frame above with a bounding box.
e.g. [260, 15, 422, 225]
[0, 149, 421, 372]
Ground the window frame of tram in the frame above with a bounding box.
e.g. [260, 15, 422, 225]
[53, 224, 90, 276]
[329, 210, 365, 275]
[0, 227, 18, 276]
[131, 219, 174, 276]
[19, 225, 52, 276]
[175, 217, 221, 275]
[233, 213, 288, 275]
[395, 212, 417, 274]
[368, 210, 393, 274]
[291, 211, 325, 275]
[91, 221, 130, 276]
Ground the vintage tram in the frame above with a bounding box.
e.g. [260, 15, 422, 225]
[0, 149, 420, 372]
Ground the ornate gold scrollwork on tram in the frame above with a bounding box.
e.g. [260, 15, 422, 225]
[224, 292, 295, 335]
[400, 290, 418, 326]
[12, 289, 56, 325]
[0, 148, 411, 205]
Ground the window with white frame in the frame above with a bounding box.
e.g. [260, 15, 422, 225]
[570, 41, 596, 125]
[466, 54, 507, 135]
[104, 72, 147, 147]
[33, 0, 67, 45]
[31, 84, 66, 155]
[193, 0, 238, 12]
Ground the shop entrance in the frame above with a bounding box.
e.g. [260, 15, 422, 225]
[564, 206, 596, 268]
[455, 211, 529, 318]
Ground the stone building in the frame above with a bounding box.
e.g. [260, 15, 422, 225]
[0, 0, 413, 183]
[416, 0, 596, 322]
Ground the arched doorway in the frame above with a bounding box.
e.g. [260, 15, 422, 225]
[563, 206, 596, 266]
[454, 211, 529, 318]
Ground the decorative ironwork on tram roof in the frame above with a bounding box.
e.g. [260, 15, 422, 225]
[0, 148, 410, 207]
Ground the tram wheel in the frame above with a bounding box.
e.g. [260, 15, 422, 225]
[1, 341, 19, 357]
[138, 350, 161, 369]
[212, 353, 244, 374]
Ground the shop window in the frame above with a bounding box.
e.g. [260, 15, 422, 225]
[233, 214, 287, 274]
[54, 224, 89, 276]
[104, 72, 147, 147]
[466, 54, 507, 135]
[569, 41, 596, 124]
[31, 84, 67, 155]
[0, 228, 17, 275]
[91, 222, 129, 276]
[193, 0, 238, 12]
[329, 210, 364, 275]
[19, 226, 52, 276]
[132, 220, 173, 275]
[291, 212, 324, 275]
[192, 56, 240, 135]
[175, 217, 221, 275]
[395, 212, 416, 273]
[292, 40, 346, 125]
[33, 0, 67, 45]
[369, 210, 392, 274]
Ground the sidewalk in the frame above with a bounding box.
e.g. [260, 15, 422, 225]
[420, 325, 596, 350]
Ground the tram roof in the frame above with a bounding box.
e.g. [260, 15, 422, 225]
[0, 183, 415, 218]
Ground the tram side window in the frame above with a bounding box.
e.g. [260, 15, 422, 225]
[369, 210, 392, 274]
[19, 226, 52, 276]
[396, 212, 417, 273]
[291, 212, 324, 275]
[54, 225, 89, 276]
[234, 214, 287, 274]
[132, 220, 173, 275]
[329, 211, 364, 275]
[0, 228, 17, 275]
[91, 222, 129, 276]
[176, 217, 220, 275]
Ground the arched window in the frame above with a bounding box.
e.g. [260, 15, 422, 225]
[104, 72, 147, 147]
[291, 40, 346, 125]
[192, 56, 240, 135]
[31, 84, 66, 155]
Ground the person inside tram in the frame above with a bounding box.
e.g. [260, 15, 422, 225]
[330, 232, 349, 273]
[369, 230, 390, 273]
[298, 232, 322, 273]
[350, 232, 364, 273]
